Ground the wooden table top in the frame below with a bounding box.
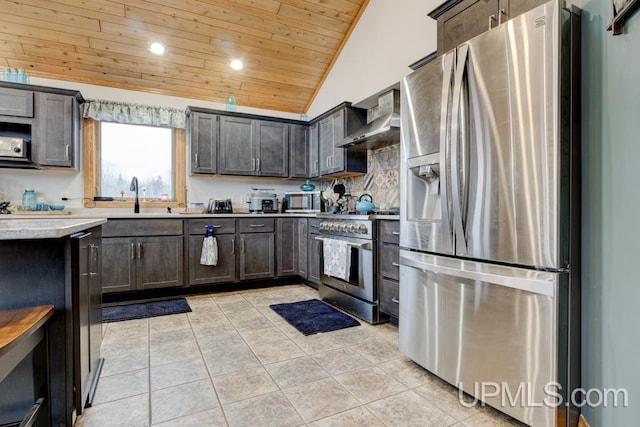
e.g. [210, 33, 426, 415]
[0, 305, 54, 357]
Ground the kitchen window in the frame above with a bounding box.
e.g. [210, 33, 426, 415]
[100, 123, 172, 199]
[83, 118, 186, 208]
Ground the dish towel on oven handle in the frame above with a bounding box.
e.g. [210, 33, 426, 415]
[322, 238, 351, 281]
[200, 225, 218, 266]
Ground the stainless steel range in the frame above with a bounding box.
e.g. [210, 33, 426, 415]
[316, 214, 386, 324]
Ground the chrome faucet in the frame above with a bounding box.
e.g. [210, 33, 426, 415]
[130, 176, 140, 213]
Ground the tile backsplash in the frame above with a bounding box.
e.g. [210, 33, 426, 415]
[324, 144, 400, 209]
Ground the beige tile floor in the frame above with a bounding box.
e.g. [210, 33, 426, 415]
[76, 284, 524, 427]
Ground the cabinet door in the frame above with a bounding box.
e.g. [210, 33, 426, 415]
[35, 92, 75, 167]
[101, 237, 136, 293]
[0, 87, 34, 117]
[437, 0, 498, 54]
[136, 235, 184, 290]
[239, 233, 275, 280]
[218, 116, 255, 175]
[289, 124, 308, 178]
[276, 218, 298, 277]
[318, 116, 333, 175]
[308, 233, 322, 287]
[308, 122, 319, 178]
[188, 234, 236, 285]
[256, 120, 288, 177]
[190, 112, 217, 174]
[88, 231, 102, 379]
[74, 231, 91, 413]
[329, 109, 345, 173]
[74, 228, 102, 415]
[297, 219, 308, 279]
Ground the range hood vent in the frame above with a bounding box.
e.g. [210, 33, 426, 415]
[338, 89, 400, 150]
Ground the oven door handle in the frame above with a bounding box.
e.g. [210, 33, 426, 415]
[314, 236, 371, 250]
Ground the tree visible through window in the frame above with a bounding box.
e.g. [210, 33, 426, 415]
[100, 122, 173, 200]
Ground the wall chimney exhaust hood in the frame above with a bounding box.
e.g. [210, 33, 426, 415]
[338, 88, 400, 150]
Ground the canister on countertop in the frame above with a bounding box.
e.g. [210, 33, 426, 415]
[21, 189, 36, 210]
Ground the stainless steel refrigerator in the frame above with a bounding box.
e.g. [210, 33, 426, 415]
[398, 1, 581, 426]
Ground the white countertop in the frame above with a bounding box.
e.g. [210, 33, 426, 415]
[0, 218, 107, 240]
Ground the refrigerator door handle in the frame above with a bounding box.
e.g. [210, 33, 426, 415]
[399, 251, 556, 297]
[439, 51, 456, 243]
[450, 44, 469, 254]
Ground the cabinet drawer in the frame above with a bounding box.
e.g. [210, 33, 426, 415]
[0, 88, 34, 117]
[379, 242, 400, 281]
[188, 218, 236, 235]
[378, 220, 400, 244]
[379, 278, 399, 317]
[238, 218, 275, 233]
[102, 219, 183, 237]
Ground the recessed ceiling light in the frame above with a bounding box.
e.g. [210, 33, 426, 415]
[148, 42, 166, 56]
[230, 59, 243, 70]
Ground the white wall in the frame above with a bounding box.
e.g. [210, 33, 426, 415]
[568, 0, 640, 425]
[307, 0, 439, 117]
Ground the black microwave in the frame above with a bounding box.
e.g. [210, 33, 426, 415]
[284, 191, 324, 213]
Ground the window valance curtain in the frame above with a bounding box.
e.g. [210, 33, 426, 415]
[83, 100, 186, 129]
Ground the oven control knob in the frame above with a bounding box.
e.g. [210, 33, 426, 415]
[319, 222, 326, 231]
[330, 222, 338, 231]
[357, 224, 368, 234]
[338, 223, 348, 232]
[346, 224, 356, 233]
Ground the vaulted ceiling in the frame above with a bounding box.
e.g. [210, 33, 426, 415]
[0, 0, 370, 113]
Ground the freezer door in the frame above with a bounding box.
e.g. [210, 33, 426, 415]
[398, 250, 564, 427]
[400, 54, 454, 255]
[455, 1, 566, 269]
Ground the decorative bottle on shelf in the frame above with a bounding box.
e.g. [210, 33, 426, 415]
[300, 179, 315, 192]
[22, 189, 36, 210]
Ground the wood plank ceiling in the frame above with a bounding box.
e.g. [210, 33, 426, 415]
[0, 0, 369, 113]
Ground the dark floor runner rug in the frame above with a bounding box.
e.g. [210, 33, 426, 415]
[102, 298, 191, 323]
[270, 299, 360, 336]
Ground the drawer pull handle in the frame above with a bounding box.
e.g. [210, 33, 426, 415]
[20, 397, 45, 427]
[250, 224, 265, 227]
[131, 242, 135, 260]
[392, 231, 400, 235]
[392, 262, 400, 267]
[392, 297, 400, 304]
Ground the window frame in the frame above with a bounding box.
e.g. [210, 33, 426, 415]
[83, 118, 186, 209]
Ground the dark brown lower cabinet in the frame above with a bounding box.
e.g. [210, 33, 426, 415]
[307, 232, 322, 287]
[307, 218, 322, 288]
[238, 218, 275, 281]
[188, 234, 236, 285]
[72, 227, 103, 414]
[378, 220, 400, 318]
[101, 235, 183, 293]
[239, 232, 275, 280]
[297, 219, 308, 279]
[276, 217, 298, 277]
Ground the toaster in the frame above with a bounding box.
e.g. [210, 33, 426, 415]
[207, 198, 233, 214]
